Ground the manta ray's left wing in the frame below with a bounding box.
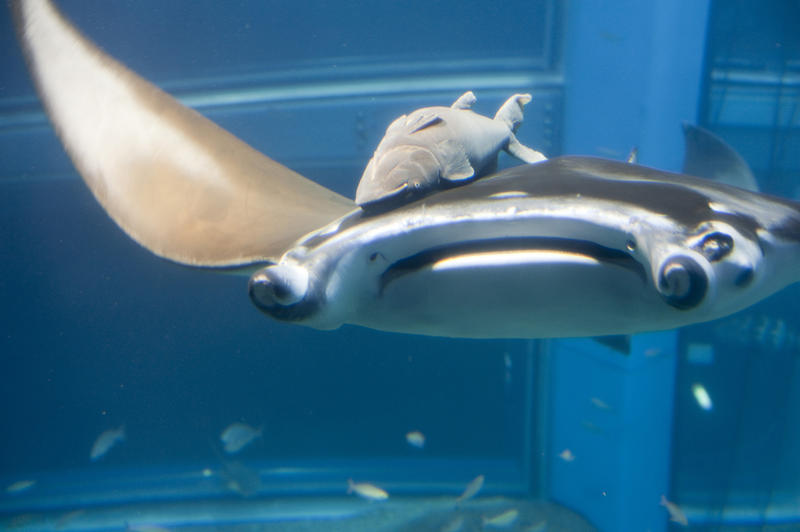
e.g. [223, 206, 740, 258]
[12, 0, 356, 267]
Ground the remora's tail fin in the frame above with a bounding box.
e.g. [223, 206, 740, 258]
[11, 0, 355, 267]
[494, 93, 531, 132]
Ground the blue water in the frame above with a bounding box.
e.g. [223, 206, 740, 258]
[1, 1, 799, 531]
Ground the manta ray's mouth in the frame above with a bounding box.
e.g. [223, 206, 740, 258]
[379, 237, 646, 293]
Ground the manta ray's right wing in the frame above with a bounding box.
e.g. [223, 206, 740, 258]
[12, 0, 356, 267]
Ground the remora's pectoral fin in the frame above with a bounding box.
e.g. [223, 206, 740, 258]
[437, 140, 475, 182]
[12, 0, 355, 267]
[505, 135, 547, 164]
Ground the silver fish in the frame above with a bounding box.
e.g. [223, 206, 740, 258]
[219, 460, 262, 497]
[90, 425, 125, 461]
[482, 508, 519, 528]
[5, 479, 36, 494]
[13, 0, 800, 341]
[456, 474, 484, 502]
[220, 422, 262, 454]
[660, 494, 689, 526]
[347, 479, 389, 500]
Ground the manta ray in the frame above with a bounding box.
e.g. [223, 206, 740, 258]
[12, 0, 800, 339]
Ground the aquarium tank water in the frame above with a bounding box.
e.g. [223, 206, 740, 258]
[0, 1, 798, 531]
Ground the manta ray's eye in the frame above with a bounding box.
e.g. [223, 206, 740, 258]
[658, 255, 708, 310]
[697, 232, 734, 261]
[249, 264, 309, 308]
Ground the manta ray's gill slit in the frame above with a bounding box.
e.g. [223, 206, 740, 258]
[378, 237, 646, 293]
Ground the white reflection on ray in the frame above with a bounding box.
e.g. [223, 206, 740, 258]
[432, 250, 600, 271]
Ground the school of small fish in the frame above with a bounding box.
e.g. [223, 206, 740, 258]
[64, 392, 686, 532]
[15, 414, 688, 531]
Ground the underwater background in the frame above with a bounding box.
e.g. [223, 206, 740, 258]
[0, 1, 798, 531]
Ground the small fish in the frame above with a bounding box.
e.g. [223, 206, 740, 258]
[558, 449, 575, 462]
[590, 397, 611, 410]
[55, 509, 86, 530]
[126, 525, 172, 532]
[580, 420, 604, 434]
[347, 479, 389, 501]
[220, 422, 262, 454]
[5, 479, 36, 494]
[405, 430, 426, 449]
[456, 474, 484, 502]
[440, 515, 464, 532]
[90, 425, 125, 461]
[523, 520, 548, 532]
[220, 460, 262, 497]
[691, 383, 713, 411]
[660, 494, 688, 526]
[482, 508, 519, 528]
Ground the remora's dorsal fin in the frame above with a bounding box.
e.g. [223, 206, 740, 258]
[682, 123, 759, 192]
[12, 0, 355, 267]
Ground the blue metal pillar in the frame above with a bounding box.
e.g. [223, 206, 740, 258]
[563, 0, 711, 171]
[552, 2, 711, 530]
[549, 334, 677, 532]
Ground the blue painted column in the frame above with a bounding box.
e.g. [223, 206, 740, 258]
[549, 334, 677, 532]
[562, 0, 711, 171]
[550, 1, 711, 531]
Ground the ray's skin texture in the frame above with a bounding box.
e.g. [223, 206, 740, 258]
[12, 0, 800, 339]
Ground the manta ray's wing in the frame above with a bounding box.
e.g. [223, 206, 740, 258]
[12, 0, 355, 267]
